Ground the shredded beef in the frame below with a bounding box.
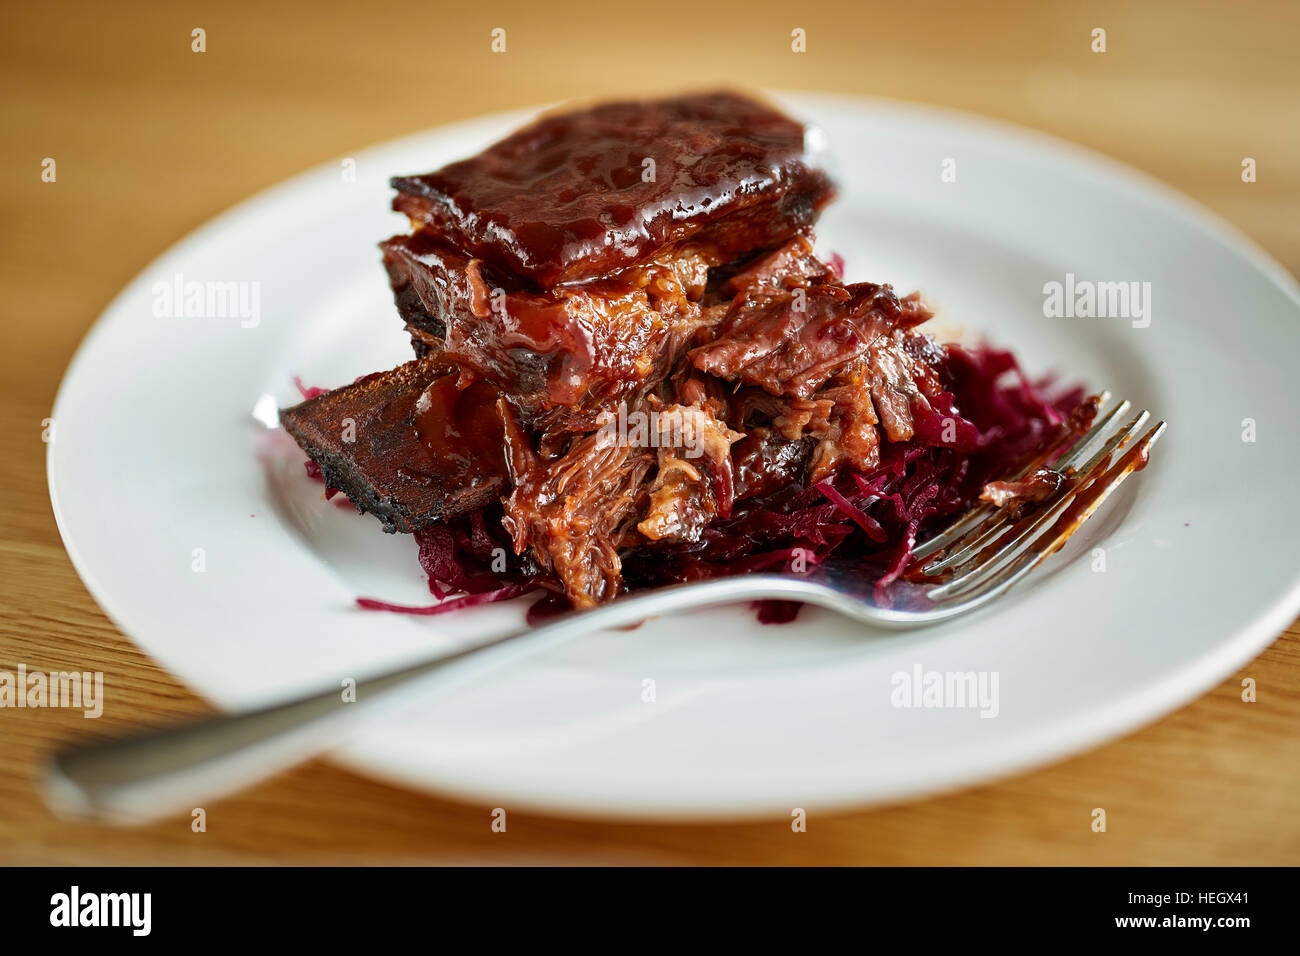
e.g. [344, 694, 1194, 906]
[980, 467, 1066, 515]
[689, 281, 932, 400]
[501, 425, 653, 609]
[637, 405, 744, 542]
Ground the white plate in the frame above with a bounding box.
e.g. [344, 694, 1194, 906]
[49, 93, 1300, 820]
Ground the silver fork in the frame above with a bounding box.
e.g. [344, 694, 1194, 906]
[47, 396, 1164, 824]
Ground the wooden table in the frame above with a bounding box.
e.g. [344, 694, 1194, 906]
[3, 0, 1297, 865]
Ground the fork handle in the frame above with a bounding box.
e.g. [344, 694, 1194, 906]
[45, 574, 812, 824]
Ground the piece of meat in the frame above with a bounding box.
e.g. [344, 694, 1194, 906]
[637, 456, 713, 543]
[382, 231, 721, 416]
[390, 92, 834, 288]
[806, 378, 883, 483]
[637, 404, 743, 542]
[980, 467, 1065, 516]
[731, 429, 813, 500]
[736, 373, 882, 484]
[864, 334, 924, 443]
[718, 325, 949, 485]
[501, 427, 654, 609]
[768, 395, 834, 440]
[280, 356, 508, 533]
[501, 399, 742, 603]
[719, 233, 833, 297]
[689, 282, 931, 399]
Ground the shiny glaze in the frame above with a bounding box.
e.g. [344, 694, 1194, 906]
[407, 375, 507, 487]
[1036, 424, 1160, 556]
[391, 92, 834, 287]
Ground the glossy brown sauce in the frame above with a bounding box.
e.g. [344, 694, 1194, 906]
[1035, 424, 1161, 557]
[390, 92, 833, 287]
[405, 375, 507, 487]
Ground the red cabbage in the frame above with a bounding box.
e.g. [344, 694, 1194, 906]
[293, 377, 329, 401]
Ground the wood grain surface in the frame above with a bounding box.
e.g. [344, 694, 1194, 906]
[2, 0, 1297, 865]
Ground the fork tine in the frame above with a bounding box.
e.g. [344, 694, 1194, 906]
[916, 395, 1131, 568]
[912, 392, 1119, 562]
[929, 409, 1151, 591]
[928, 418, 1164, 604]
